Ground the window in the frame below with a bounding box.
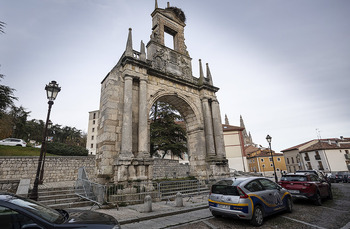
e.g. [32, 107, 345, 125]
[291, 157, 294, 163]
[93, 120, 95, 125]
[245, 181, 264, 192]
[277, 158, 281, 162]
[0, 206, 36, 228]
[269, 158, 273, 162]
[93, 113, 96, 119]
[91, 136, 94, 140]
[345, 150, 349, 154]
[287, 158, 290, 164]
[90, 144, 93, 148]
[270, 163, 273, 167]
[318, 161, 324, 170]
[307, 162, 312, 170]
[276, 168, 280, 172]
[262, 164, 265, 168]
[261, 158, 264, 162]
[92, 128, 95, 132]
[259, 179, 278, 190]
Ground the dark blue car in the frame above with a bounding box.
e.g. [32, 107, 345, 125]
[0, 193, 120, 229]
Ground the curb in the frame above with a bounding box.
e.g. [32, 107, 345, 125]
[119, 204, 208, 225]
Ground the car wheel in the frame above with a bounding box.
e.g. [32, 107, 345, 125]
[314, 192, 322, 206]
[286, 197, 293, 213]
[250, 205, 264, 227]
[327, 188, 333, 200]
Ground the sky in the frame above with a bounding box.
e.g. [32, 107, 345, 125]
[1, 0, 349, 153]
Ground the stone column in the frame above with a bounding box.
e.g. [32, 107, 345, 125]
[202, 98, 215, 157]
[212, 99, 226, 159]
[120, 75, 133, 158]
[138, 78, 149, 158]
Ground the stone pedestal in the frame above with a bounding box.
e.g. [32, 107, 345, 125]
[113, 158, 154, 182]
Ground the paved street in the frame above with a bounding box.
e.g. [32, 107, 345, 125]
[119, 183, 350, 229]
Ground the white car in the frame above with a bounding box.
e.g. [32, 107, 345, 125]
[0, 138, 27, 147]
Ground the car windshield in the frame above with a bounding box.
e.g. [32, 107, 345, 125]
[281, 175, 307, 181]
[7, 195, 64, 223]
[211, 179, 244, 196]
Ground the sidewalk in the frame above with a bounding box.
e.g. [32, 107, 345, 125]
[36, 181, 210, 225]
[94, 195, 209, 225]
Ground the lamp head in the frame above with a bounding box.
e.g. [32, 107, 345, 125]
[45, 81, 61, 102]
[266, 134, 272, 143]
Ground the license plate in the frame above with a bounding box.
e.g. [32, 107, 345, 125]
[288, 189, 300, 194]
[218, 204, 230, 209]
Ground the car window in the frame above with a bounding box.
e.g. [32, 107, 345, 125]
[7, 196, 64, 224]
[310, 174, 319, 181]
[281, 175, 307, 181]
[258, 179, 278, 190]
[245, 181, 264, 192]
[211, 184, 239, 196]
[0, 206, 37, 229]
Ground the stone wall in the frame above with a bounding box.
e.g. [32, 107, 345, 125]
[0, 156, 95, 184]
[153, 158, 190, 180]
[0, 180, 19, 192]
[0, 157, 190, 183]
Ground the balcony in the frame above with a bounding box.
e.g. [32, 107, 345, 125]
[345, 154, 350, 160]
[315, 155, 321, 160]
[304, 156, 310, 161]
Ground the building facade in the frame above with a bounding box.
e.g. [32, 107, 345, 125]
[282, 137, 350, 173]
[86, 110, 99, 155]
[246, 145, 287, 178]
[222, 123, 248, 172]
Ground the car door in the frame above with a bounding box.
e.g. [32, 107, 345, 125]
[311, 174, 328, 197]
[258, 179, 284, 214]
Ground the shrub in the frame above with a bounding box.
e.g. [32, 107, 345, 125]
[46, 142, 88, 156]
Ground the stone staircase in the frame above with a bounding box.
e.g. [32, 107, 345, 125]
[36, 186, 94, 209]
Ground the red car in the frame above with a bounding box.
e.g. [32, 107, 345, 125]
[278, 172, 332, 205]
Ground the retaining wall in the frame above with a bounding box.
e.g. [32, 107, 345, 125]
[0, 157, 190, 184]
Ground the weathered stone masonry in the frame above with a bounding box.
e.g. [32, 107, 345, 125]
[0, 157, 190, 184]
[0, 156, 95, 183]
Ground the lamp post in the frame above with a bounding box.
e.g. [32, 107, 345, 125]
[266, 134, 278, 183]
[39, 120, 52, 184]
[30, 81, 61, 201]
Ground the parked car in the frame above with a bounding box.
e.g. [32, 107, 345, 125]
[278, 172, 332, 206]
[342, 173, 350, 183]
[296, 170, 330, 186]
[327, 173, 336, 183]
[208, 177, 293, 226]
[0, 192, 121, 229]
[335, 173, 344, 183]
[0, 138, 27, 147]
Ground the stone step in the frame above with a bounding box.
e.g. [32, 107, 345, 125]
[39, 197, 82, 206]
[33, 186, 94, 209]
[38, 193, 77, 201]
[48, 200, 95, 209]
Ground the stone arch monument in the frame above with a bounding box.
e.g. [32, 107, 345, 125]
[96, 1, 229, 184]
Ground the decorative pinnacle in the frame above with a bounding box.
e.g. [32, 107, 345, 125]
[198, 59, 204, 85]
[206, 63, 213, 85]
[125, 28, 133, 57]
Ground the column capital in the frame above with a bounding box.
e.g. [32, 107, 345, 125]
[124, 74, 134, 80]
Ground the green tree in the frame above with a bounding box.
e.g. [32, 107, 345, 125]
[0, 75, 17, 116]
[9, 106, 30, 139]
[150, 101, 187, 159]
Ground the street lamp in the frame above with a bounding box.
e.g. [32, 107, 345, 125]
[266, 134, 278, 183]
[30, 81, 61, 200]
[39, 120, 52, 184]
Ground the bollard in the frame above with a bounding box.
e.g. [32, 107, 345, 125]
[143, 195, 152, 212]
[175, 192, 183, 207]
